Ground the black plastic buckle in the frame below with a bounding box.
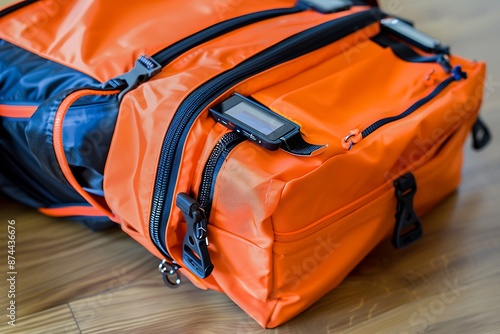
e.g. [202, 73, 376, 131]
[472, 116, 491, 150]
[392, 173, 423, 249]
[105, 55, 162, 100]
[176, 193, 214, 279]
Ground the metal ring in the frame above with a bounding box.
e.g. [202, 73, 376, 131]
[162, 271, 181, 288]
[159, 260, 182, 288]
[343, 134, 355, 151]
[344, 133, 355, 143]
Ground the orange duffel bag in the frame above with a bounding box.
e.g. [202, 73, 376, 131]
[0, 0, 491, 328]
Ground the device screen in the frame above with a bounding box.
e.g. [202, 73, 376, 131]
[225, 102, 284, 135]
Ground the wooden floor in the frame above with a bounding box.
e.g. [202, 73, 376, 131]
[1, 1, 500, 333]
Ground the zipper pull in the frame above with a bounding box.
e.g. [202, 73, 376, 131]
[176, 193, 214, 279]
[104, 55, 162, 100]
[159, 259, 181, 288]
[452, 65, 467, 81]
[341, 129, 362, 150]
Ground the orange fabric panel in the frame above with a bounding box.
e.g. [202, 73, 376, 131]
[0, 0, 297, 82]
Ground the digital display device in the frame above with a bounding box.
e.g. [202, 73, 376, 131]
[210, 94, 300, 151]
[224, 102, 284, 136]
[381, 18, 444, 53]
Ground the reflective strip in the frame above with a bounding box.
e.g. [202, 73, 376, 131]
[39, 206, 106, 218]
[0, 104, 37, 118]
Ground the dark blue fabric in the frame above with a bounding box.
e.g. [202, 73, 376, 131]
[25, 91, 120, 192]
[0, 39, 117, 230]
[0, 40, 100, 102]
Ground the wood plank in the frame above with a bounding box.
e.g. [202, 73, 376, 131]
[0, 305, 80, 334]
[0, 200, 157, 319]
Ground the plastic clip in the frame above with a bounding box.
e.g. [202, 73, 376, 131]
[472, 116, 491, 150]
[176, 193, 214, 279]
[392, 173, 423, 249]
[105, 55, 162, 100]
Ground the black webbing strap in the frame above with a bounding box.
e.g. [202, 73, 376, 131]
[371, 33, 452, 73]
[372, 34, 441, 63]
[280, 132, 326, 157]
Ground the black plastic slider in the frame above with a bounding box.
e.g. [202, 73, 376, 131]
[392, 173, 423, 249]
[176, 193, 214, 279]
[105, 55, 162, 100]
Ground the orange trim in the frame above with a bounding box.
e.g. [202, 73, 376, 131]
[52, 89, 120, 222]
[0, 104, 37, 118]
[39, 206, 108, 218]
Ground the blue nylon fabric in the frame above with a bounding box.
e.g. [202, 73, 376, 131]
[0, 40, 100, 102]
[25, 92, 120, 192]
[0, 40, 117, 230]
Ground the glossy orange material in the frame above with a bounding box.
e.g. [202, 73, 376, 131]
[39, 205, 106, 217]
[0, 104, 37, 118]
[0, 0, 297, 82]
[1, 0, 487, 329]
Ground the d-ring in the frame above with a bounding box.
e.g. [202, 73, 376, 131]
[343, 134, 355, 151]
[159, 260, 181, 288]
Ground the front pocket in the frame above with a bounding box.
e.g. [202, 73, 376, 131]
[269, 125, 471, 325]
[273, 124, 469, 244]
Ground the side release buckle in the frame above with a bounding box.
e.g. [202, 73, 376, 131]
[105, 55, 162, 100]
[392, 173, 423, 249]
[176, 193, 214, 279]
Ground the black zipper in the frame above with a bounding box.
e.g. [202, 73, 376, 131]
[198, 132, 245, 216]
[151, 6, 305, 66]
[343, 65, 468, 150]
[0, 0, 38, 19]
[105, 5, 306, 97]
[150, 9, 381, 258]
